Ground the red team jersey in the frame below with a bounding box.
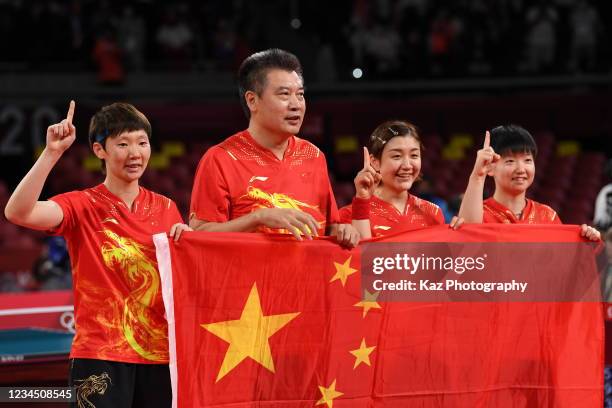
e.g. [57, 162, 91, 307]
[50, 184, 182, 364]
[483, 197, 561, 224]
[339, 194, 444, 237]
[190, 130, 339, 234]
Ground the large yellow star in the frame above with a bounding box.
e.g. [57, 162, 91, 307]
[354, 290, 381, 318]
[316, 379, 343, 408]
[201, 283, 300, 382]
[330, 256, 358, 287]
[349, 338, 376, 369]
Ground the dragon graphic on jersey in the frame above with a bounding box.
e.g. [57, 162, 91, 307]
[100, 230, 168, 361]
[242, 186, 324, 234]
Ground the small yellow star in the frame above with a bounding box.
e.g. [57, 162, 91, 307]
[349, 338, 376, 369]
[201, 283, 300, 382]
[316, 379, 343, 408]
[354, 290, 381, 318]
[330, 256, 358, 287]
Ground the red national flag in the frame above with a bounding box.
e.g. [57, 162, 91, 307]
[154, 224, 603, 407]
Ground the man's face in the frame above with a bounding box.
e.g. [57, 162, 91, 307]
[248, 69, 305, 137]
[490, 151, 536, 196]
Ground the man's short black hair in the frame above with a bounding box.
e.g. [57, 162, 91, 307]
[88, 102, 152, 174]
[490, 124, 538, 157]
[237, 48, 303, 119]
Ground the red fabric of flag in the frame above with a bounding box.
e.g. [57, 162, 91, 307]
[155, 224, 603, 407]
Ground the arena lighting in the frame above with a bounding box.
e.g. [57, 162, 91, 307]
[352, 68, 363, 79]
[290, 18, 301, 29]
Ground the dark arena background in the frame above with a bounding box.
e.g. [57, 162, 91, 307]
[1, 0, 612, 406]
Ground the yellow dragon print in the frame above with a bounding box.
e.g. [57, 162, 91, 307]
[242, 186, 319, 211]
[241, 186, 323, 233]
[100, 230, 167, 361]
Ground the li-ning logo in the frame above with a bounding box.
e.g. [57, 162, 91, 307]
[249, 176, 269, 183]
[372, 253, 487, 275]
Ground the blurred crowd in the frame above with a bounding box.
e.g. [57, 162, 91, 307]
[0, 0, 610, 81]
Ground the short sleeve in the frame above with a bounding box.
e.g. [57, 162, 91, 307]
[48, 191, 83, 235]
[163, 198, 184, 230]
[482, 207, 498, 224]
[534, 202, 563, 225]
[318, 154, 340, 226]
[326, 182, 340, 225]
[189, 147, 231, 223]
[550, 210, 562, 224]
[434, 206, 445, 225]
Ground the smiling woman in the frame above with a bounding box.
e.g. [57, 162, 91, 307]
[86, 104, 154, 211]
[339, 120, 448, 239]
[3, 100, 192, 408]
[457, 124, 601, 241]
[87, 103, 152, 177]
[93, 130, 151, 187]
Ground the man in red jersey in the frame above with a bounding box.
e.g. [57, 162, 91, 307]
[458, 124, 600, 240]
[189, 48, 359, 246]
[5, 102, 190, 407]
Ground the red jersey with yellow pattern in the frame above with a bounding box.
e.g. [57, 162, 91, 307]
[190, 130, 339, 234]
[483, 197, 562, 224]
[339, 194, 444, 237]
[50, 184, 182, 364]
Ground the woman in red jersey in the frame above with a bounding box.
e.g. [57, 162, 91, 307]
[458, 124, 600, 241]
[340, 120, 461, 238]
[5, 101, 190, 408]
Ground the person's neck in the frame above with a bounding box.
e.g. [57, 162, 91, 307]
[103, 177, 140, 211]
[376, 187, 409, 213]
[247, 123, 292, 160]
[493, 190, 527, 217]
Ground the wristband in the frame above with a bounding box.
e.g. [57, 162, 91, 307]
[352, 197, 371, 220]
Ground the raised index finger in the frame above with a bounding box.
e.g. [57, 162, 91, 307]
[66, 100, 75, 124]
[363, 146, 370, 169]
[483, 130, 490, 149]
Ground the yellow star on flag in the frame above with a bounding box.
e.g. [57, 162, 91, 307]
[330, 256, 357, 287]
[354, 290, 381, 318]
[201, 283, 300, 382]
[316, 379, 343, 408]
[349, 338, 376, 369]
